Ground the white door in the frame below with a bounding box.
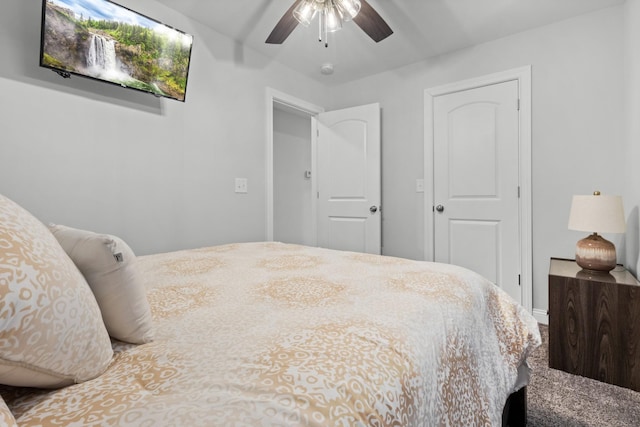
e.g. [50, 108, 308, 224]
[315, 103, 381, 254]
[433, 80, 521, 302]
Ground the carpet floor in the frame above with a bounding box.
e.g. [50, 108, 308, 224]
[527, 324, 640, 426]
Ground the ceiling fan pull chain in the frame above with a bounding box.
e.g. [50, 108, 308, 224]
[323, 5, 329, 48]
[320, 8, 329, 47]
[324, 19, 329, 48]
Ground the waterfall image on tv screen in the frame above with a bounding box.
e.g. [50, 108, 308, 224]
[40, 0, 193, 102]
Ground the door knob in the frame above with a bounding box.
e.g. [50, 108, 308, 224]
[435, 204, 444, 212]
[369, 206, 378, 213]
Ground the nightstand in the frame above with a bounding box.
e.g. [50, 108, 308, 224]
[548, 257, 640, 391]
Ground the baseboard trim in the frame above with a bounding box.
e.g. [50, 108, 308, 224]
[533, 308, 548, 325]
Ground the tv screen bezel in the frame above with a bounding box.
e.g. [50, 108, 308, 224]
[39, 0, 194, 102]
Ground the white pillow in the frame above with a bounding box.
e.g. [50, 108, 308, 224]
[49, 224, 154, 344]
[0, 194, 113, 388]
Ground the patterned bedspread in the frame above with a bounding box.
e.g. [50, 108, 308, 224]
[2, 242, 541, 426]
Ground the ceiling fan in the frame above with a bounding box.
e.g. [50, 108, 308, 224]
[266, 0, 393, 47]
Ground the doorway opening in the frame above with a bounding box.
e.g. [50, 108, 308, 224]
[273, 104, 314, 245]
[265, 88, 323, 243]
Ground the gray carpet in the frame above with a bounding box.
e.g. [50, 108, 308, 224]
[527, 324, 640, 426]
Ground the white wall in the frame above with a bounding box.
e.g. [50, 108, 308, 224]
[328, 6, 625, 314]
[0, 0, 330, 255]
[623, 0, 640, 276]
[273, 108, 313, 246]
[0, 0, 634, 316]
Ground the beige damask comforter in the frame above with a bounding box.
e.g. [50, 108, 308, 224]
[2, 242, 540, 426]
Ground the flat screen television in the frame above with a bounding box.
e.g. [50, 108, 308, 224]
[40, 0, 194, 102]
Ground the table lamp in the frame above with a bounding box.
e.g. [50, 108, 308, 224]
[568, 191, 626, 272]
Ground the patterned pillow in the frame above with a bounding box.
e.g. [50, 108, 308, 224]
[49, 224, 154, 344]
[0, 395, 17, 427]
[0, 194, 113, 388]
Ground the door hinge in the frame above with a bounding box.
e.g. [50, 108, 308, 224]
[518, 274, 521, 286]
[517, 186, 520, 198]
[517, 99, 520, 111]
[317, 129, 320, 137]
[317, 191, 319, 199]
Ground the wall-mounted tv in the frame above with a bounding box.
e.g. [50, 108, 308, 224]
[40, 0, 194, 102]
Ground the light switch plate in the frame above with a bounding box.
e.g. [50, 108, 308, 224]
[235, 178, 248, 193]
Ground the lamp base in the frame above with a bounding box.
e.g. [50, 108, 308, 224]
[575, 233, 617, 272]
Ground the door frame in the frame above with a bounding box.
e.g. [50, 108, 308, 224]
[423, 66, 532, 313]
[265, 88, 324, 242]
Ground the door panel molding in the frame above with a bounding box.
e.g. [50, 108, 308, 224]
[449, 219, 501, 284]
[424, 66, 532, 313]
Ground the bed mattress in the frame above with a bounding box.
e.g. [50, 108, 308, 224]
[2, 242, 541, 426]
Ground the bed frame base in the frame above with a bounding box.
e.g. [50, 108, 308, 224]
[501, 386, 526, 426]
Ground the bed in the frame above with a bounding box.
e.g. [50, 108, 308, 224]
[0, 193, 541, 426]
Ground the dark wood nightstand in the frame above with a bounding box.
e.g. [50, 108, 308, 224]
[548, 257, 640, 391]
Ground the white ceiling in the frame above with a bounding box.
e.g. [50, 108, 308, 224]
[154, 0, 624, 85]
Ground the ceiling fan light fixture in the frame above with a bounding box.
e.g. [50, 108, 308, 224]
[324, 1, 344, 33]
[334, 0, 361, 21]
[293, 0, 318, 27]
[266, 0, 392, 46]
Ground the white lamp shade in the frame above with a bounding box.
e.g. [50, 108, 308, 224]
[568, 194, 626, 234]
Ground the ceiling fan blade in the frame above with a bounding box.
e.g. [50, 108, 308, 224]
[265, 0, 302, 44]
[352, 0, 393, 43]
